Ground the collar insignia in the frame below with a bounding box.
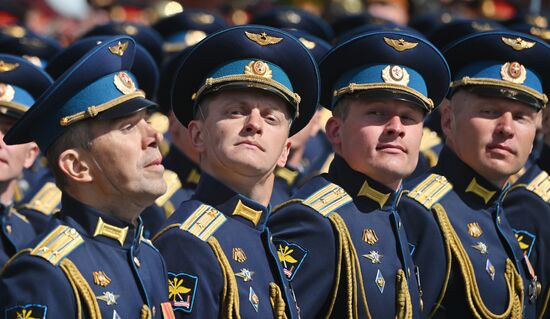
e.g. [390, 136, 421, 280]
[93, 271, 111, 287]
[0, 60, 19, 72]
[232, 200, 262, 226]
[363, 228, 379, 245]
[383, 37, 418, 52]
[467, 222, 483, 238]
[93, 217, 128, 246]
[108, 41, 129, 56]
[501, 62, 526, 84]
[465, 178, 496, 204]
[245, 31, 283, 46]
[382, 65, 410, 86]
[501, 37, 536, 51]
[358, 180, 390, 208]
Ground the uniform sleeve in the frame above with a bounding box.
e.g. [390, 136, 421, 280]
[268, 203, 338, 319]
[153, 227, 224, 319]
[0, 253, 77, 319]
[398, 197, 448, 319]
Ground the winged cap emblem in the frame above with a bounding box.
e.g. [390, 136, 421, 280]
[0, 60, 19, 72]
[501, 37, 536, 51]
[108, 41, 129, 56]
[245, 31, 283, 46]
[383, 37, 418, 52]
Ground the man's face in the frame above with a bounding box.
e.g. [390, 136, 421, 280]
[326, 97, 424, 188]
[0, 116, 38, 183]
[443, 90, 540, 186]
[188, 89, 292, 180]
[87, 110, 167, 207]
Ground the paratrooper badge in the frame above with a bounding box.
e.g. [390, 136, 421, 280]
[168, 272, 198, 313]
[513, 229, 536, 258]
[6, 304, 47, 319]
[273, 239, 308, 281]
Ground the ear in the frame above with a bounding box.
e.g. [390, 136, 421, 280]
[22, 142, 39, 169]
[325, 116, 343, 154]
[276, 139, 292, 168]
[188, 120, 205, 153]
[58, 149, 93, 183]
[439, 99, 453, 139]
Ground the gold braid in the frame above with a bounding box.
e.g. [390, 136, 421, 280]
[432, 204, 524, 319]
[269, 282, 288, 319]
[140, 305, 152, 319]
[60, 259, 101, 319]
[208, 236, 241, 319]
[396, 269, 413, 319]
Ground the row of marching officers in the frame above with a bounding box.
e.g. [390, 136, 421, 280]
[0, 21, 549, 319]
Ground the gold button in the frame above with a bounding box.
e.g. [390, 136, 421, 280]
[6, 224, 12, 234]
[152, 306, 156, 316]
[134, 256, 141, 267]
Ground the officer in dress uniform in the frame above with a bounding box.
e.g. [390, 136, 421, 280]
[399, 31, 549, 318]
[152, 25, 320, 318]
[0, 54, 52, 265]
[17, 36, 188, 238]
[0, 36, 174, 319]
[268, 30, 451, 318]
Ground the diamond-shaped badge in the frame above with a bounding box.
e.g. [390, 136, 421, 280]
[375, 269, 385, 293]
[249, 287, 259, 312]
[486, 258, 496, 280]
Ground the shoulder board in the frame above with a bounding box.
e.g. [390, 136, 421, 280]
[419, 128, 442, 151]
[30, 225, 84, 266]
[302, 183, 352, 217]
[525, 171, 550, 202]
[407, 173, 452, 209]
[10, 208, 29, 223]
[180, 204, 227, 241]
[21, 182, 62, 216]
[155, 170, 183, 207]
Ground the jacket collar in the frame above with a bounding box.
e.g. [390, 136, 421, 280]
[193, 173, 270, 231]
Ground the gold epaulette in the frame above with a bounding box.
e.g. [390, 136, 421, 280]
[155, 170, 182, 207]
[302, 183, 352, 217]
[525, 171, 550, 202]
[21, 182, 62, 215]
[180, 204, 227, 241]
[407, 174, 452, 209]
[30, 225, 84, 266]
[420, 128, 442, 151]
[275, 167, 299, 186]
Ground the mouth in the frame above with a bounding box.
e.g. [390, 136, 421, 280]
[376, 144, 407, 153]
[236, 140, 265, 152]
[487, 144, 516, 155]
[145, 156, 164, 169]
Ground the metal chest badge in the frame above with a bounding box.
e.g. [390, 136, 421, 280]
[273, 239, 308, 281]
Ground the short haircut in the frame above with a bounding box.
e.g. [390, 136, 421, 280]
[45, 120, 93, 190]
[332, 96, 354, 120]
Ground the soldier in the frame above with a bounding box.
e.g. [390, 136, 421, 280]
[268, 30, 451, 318]
[399, 31, 549, 318]
[0, 54, 52, 265]
[152, 25, 319, 318]
[0, 36, 174, 318]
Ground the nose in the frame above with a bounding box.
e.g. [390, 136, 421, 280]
[384, 115, 405, 138]
[243, 109, 263, 135]
[142, 119, 163, 149]
[495, 112, 514, 138]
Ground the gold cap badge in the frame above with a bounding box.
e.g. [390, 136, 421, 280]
[502, 37, 536, 51]
[501, 62, 526, 84]
[382, 65, 410, 86]
[0, 60, 19, 72]
[383, 37, 418, 52]
[108, 41, 129, 56]
[245, 31, 283, 46]
[244, 60, 272, 79]
[114, 71, 137, 95]
[0, 83, 15, 102]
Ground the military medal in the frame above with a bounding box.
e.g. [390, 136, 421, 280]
[523, 253, 541, 303]
[249, 287, 259, 312]
[472, 242, 488, 255]
[485, 259, 496, 280]
[363, 251, 383, 264]
[235, 268, 255, 282]
[93, 271, 111, 287]
[467, 222, 483, 238]
[375, 269, 385, 293]
[96, 291, 120, 305]
[232, 247, 247, 263]
[362, 228, 378, 245]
